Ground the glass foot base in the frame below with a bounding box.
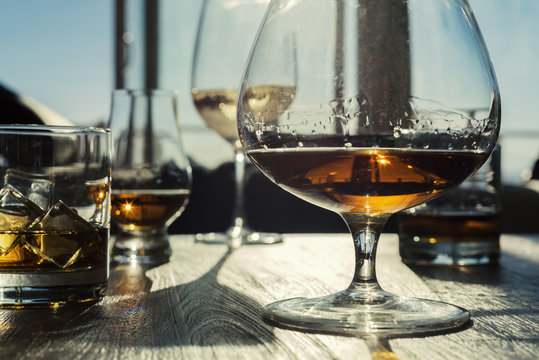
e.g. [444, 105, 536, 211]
[112, 231, 171, 265]
[0, 282, 107, 308]
[263, 289, 470, 336]
[399, 238, 500, 266]
[195, 225, 282, 247]
[112, 248, 171, 265]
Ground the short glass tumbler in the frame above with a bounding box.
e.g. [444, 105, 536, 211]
[399, 145, 502, 265]
[0, 125, 111, 307]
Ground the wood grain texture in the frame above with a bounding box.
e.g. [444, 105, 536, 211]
[0, 234, 537, 359]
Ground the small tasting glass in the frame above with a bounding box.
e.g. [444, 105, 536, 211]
[108, 89, 192, 265]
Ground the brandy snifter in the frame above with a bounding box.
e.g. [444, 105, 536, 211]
[238, 0, 500, 335]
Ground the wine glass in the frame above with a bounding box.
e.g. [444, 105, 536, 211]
[238, 0, 500, 335]
[108, 89, 192, 265]
[191, 0, 296, 246]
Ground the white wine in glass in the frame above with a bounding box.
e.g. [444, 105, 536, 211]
[191, 0, 296, 246]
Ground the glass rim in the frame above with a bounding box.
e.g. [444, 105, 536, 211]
[0, 125, 110, 136]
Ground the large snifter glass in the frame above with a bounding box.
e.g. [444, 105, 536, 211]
[238, 0, 500, 335]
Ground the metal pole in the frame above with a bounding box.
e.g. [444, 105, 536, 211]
[144, 0, 159, 89]
[115, 0, 126, 89]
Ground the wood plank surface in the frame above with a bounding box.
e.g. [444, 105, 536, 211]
[0, 234, 537, 359]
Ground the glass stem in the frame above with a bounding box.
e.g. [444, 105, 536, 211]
[341, 213, 389, 291]
[232, 146, 246, 230]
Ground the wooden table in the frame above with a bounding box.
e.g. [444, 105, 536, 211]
[0, 234, 537, 359]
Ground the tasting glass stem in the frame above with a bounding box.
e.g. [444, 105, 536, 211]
[231, 146, 247, 234]
[342, 214, 389, 294]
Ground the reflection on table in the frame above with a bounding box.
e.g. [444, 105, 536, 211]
[0, 233, 537, 359]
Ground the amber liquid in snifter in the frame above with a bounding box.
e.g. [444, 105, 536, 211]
[111, 189, 190, 231]
[248, 147, 487, 214]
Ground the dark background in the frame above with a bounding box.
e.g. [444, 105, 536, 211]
[169, 160, 539, 235]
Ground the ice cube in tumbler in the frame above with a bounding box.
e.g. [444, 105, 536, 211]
[25, 200, 100, 268]
[0, 185, 44, 255]
[3, 169, 54, 211]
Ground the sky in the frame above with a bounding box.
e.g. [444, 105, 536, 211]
[0, 0, 538, 182]
[1, 1, 114, 126]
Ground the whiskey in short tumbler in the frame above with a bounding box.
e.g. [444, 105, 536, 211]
[0, 126, 111, 306]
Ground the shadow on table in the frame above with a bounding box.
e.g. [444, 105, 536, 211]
[406, 250, 538, 286]
[104, 246, 276, 348]
[0, 247, 276, 354]
[405, 250, 538, 338]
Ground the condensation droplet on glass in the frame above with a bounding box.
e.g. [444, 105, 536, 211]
[423, 144, 430, 149]
[344, 142, 352, 148]
[393, 126, 402, 138]
[311, 130, 316, 135]
[349, 97, 360, 113]
[298, 141, 304, 147]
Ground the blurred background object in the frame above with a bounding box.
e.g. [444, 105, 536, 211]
[1, 0, 538, 233]
[108, 89, 192, 264]
[189, 0, 284, 246]
[399, 146, 502, 266]
[0, 84, 72, 126]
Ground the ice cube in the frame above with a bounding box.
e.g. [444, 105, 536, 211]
[0, 185, 44, 254]
[4, 169, 54, 211]
[24, 200, 99, 268]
